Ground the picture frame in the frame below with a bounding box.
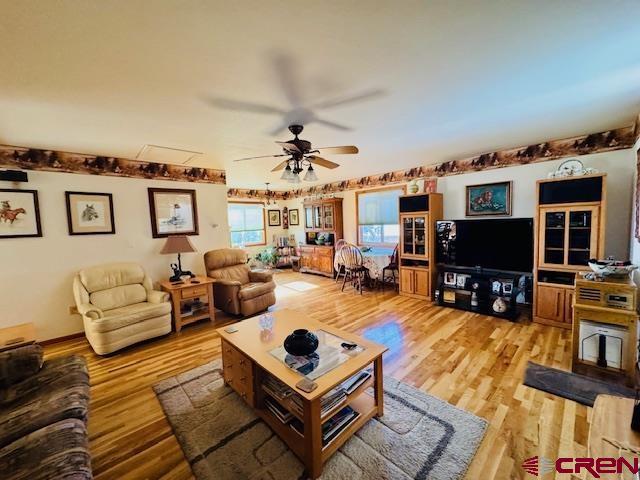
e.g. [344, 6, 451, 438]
[0, 189, 42, 239]
[444, 272, 457, 286]
[289, 208, 299, 225]
[268, 209, 281, 227]
[491, 280, 503, 295]
[65, 191, 115, 235]
[465, 181, 512, 217]
[456, 274, 468, 288]
[148, 188, 199, 238]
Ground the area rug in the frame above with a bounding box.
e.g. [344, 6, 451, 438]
[523, 361, 636, 407]
[153, 360, 487, 480]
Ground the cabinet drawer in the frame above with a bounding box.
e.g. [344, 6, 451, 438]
[181, 285, 208, 299]
[300, 247, 315, 255]
[316, 248, 333, 257]
[221, 340, 254, 406]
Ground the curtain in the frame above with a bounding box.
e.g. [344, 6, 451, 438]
[358, 188, 402, 226]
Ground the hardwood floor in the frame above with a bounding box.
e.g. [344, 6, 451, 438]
[44, 272, 580, 480]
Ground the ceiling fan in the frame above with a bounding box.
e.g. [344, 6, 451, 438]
[233, 124, 358, 183]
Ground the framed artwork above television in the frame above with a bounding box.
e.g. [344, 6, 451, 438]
[465, 181, 512, 217]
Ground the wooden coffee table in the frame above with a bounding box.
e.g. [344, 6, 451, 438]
[216, 309, 387, 479]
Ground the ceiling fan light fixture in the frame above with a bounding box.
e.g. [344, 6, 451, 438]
[280, 165, 293, 180]
[289, 171, 301, 184]
[303, 165, 318, 182]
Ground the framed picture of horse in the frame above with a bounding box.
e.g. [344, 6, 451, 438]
[0, 189, 42, 239]
[65, 191, 115, 235]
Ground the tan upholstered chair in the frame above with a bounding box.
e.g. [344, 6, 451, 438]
[204, 248, 276, 316]
[73, 262, 172, 355]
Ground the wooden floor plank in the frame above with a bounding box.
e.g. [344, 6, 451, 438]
[44, 271, 578, 479]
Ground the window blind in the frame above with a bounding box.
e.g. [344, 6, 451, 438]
[229, 203, 264, 231]
[358, 188, 402, 226]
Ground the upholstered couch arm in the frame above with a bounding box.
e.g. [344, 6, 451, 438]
[148, 290, 170, 304]
[77, 303, 103, 320]
[0, 344, 43, 388]
[213, 279, 242, 287]
[249, 270, 274, 283]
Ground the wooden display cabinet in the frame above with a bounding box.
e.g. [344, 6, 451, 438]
[300, 198, 343, 277]
[398, 193, 443, 301]
[533, 174, 606, 328]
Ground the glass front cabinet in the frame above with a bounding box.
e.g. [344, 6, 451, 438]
[538, 206, 600, 269]
[400, 213, 429, 260]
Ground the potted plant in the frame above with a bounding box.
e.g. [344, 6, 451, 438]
[255, 247, 279, 269]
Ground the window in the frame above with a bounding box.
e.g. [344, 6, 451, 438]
[228, 202, 266, 247]
[356, 187, 403, 246]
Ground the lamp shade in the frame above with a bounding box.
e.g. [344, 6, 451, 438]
[160, 235, 197, 254]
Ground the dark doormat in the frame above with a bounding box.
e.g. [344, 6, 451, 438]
[523, 361, 636, 407]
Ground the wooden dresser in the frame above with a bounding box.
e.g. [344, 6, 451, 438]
[300, 197, 343, 277]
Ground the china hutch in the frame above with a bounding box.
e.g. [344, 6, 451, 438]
[398, 193, 443, 300]
[300, 197, 344, 277]
[533, 174, 607, 328]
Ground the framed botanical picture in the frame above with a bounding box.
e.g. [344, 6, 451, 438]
[0, 189, 42, 239]
[65, 191, 115, 235]
[465, 181, 512, 216]
[289, 208, 299, 225]
[267, 209, 281, 227]
[148, 188, 199, 238]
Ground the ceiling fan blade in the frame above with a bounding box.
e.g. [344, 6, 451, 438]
[310, 88, 385, 110]
[270, 160, 290, 172]
[232, 153, 289, 162]
[308, 155, 340, 169]
[276, 141, 301, 153]
[203, 97, 286, 115]
[315, 146, 359, 155]
[314, 117, 352, 131]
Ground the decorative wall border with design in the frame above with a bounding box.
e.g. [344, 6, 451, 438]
[227, 124, 636, 200]
[0, 145, 226, 185]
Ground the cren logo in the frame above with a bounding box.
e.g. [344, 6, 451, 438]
[521, 456, 554, 476]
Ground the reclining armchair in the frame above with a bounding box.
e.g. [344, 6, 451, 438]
[204, 248, 276, 316]
[73, 262, 172, 355]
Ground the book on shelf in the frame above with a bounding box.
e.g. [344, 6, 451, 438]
[322, 406, 359, 447]
[339, 369, 372, 395]
[265, 397, 294, 424]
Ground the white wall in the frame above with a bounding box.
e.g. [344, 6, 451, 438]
[0, 171, 230, 341]
[291, 150, 637, 260]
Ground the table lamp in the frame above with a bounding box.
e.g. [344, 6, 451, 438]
[160, 235, 197, 282]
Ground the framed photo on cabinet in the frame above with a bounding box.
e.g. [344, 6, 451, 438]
[0, 189, 42, 239]
[148, 188, 199, 238]
[65, 191, 115, 235]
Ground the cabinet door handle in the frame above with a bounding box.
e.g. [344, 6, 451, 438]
[556, 292, 562, 317]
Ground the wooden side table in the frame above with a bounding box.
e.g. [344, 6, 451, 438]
[160, 276, 216, 332]
[0, 323, 36, 352]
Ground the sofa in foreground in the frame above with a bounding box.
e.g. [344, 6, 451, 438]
[0, 344, 92, 479]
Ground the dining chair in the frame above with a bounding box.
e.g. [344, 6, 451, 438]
[381, 244, 399, 291]
[333, 239, 348, 283]
[339, 244, 370, 294]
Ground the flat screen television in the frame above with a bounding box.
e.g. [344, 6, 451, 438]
[436, 218, 534, 273]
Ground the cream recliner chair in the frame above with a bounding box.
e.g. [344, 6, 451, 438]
[204, 248, 276, 316]
[73, 262, 172, 355]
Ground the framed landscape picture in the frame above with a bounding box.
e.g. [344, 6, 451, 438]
[148, 188, 199, 238]
[268, 209, 281, 226]
[65, 191, 115, 235]
[0, 189, 42, 239]
[465, 181, 512, 217]
[289, 208, 299, 225]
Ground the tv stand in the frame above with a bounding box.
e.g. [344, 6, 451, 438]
[435, 266, 531, 321]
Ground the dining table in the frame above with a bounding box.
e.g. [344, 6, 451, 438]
[361, 247, 394, 280]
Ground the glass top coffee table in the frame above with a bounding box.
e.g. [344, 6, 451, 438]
[217, 308, 387, 479]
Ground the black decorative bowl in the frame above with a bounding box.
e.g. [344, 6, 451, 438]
[283, 329, 319, 356]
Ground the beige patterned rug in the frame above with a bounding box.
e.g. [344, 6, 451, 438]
[153, 360, 487, 480]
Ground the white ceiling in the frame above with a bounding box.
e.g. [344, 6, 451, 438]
[0, 1, 639, 190]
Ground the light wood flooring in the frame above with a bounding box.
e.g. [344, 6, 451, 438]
[44, 271, 581, 480]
